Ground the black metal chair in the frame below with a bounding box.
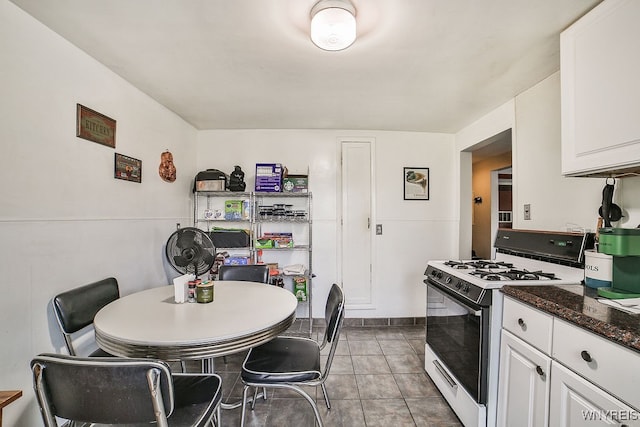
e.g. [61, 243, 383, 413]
[31, 353, 222, 427]
[217, 264, 270, 283]
[52, 277, 120, 357]
[240, 283, 345, 427]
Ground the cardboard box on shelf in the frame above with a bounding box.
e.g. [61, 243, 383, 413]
[294, 276, 307, 302]
[283, 175, 308, 193]
[255, 163, 283, 192]
[223, 256, 251, 265]
[262, 232, 293, 248]
[224, 200, 243, 220]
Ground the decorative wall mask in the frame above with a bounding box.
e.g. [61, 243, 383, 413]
[159, 150, 177, 182]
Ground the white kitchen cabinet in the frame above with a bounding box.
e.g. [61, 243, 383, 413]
[550, 362, 640, 427]
[561, 0, 640, 177]
[553, 318, 640, 411]
[498, 296, 640, 427]
[497, 330, 551, 427]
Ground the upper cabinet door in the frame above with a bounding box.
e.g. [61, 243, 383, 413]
[561, 0, 640, 177]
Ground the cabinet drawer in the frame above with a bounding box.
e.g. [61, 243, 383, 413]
[552, 318, 640, 410]
[503, 297, 553, 354]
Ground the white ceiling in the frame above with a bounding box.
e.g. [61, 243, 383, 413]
[10, 0, 601, 133]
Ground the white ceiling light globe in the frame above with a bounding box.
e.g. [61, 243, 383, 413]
[310, 0, 356, 51]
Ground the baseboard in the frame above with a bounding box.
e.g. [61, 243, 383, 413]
[312, 316, 425, 328]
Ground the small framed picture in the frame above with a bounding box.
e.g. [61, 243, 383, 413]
[76, 104, 116, 148]
[404, 167, 429, 200]
[114, 153, 142, 183]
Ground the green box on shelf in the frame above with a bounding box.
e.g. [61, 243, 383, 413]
[255, 239, 274, 249]
[294, 276, 307, 302]
[283, 175, 308, 193]
[224, 200, 243, 220]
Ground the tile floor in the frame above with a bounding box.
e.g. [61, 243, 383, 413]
[199, 320, 462, 427]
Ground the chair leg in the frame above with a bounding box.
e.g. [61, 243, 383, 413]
[247, 384, 323, 427]
[289, 385, 324, 427]
[321, 383, 331, 410]
[240, 385, 250, 427]
[213, 402, 221, 427]
[251, 387, 258, 410]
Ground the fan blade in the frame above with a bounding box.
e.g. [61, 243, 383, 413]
[177, 229, 196, 249]
[173, 255, 191, 267]
[202, 251, 214, 266]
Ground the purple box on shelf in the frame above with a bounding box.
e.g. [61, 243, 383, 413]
[255, 163, 283, 192]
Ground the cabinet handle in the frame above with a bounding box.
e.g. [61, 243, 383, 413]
[580, 350, 592, 362]
[517, 318, 525, 328]
[535, 366, 544, 376]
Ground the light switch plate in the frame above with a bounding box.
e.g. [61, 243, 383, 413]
[376, 224, 383, 235]
[524, 204, 531, 220]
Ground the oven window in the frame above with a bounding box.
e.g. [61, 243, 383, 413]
[426, 283, 488, 403]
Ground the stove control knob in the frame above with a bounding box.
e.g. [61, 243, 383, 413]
[436, 272, 443, 279]
[431, 270, 438, 276]
[455, 281, 463, 289]
[445, 277, 452, 284]
[462, 284, 470, 293]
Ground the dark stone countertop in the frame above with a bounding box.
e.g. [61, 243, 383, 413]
[501, 284, 640, 353]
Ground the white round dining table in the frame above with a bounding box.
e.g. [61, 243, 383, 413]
[94, 281, 298, 361]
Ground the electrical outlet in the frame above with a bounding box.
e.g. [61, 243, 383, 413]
[376, 224, 383, 235]
[524, 204, 531, 220]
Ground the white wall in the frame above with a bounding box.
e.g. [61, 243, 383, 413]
[455, 72, 640, 258]
[0, 3, 198, 425]
[513, 72, 640, 231]
[196, 130, 458, 318]
[455, 101, 516, 258]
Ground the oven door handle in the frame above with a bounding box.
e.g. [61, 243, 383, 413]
[433, 359, 458, 390]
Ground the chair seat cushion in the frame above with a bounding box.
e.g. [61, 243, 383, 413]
[169, 374, 222, 427]
[242, 337, 321, 384]
[89, 348, 114, 357]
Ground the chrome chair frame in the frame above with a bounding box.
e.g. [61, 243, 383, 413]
[31, 353, 222, 427]
[240, 283, 345, 427]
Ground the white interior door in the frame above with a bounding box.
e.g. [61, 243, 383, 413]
[341, 141, 373, 307]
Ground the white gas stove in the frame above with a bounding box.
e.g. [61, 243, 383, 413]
[425, 253, 587, 306]
[423, 229, 594, 427]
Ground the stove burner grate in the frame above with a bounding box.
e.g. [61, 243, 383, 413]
[445, 260, 514, 270]
[469, 268, 557, 281]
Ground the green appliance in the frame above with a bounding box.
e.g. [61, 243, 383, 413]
[596, 228, 640, 299]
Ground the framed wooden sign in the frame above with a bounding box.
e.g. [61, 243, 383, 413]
[76, 104, 116, 148]
[114, 153, 142, 183]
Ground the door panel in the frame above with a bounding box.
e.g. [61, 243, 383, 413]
[341, 141, 372, 306]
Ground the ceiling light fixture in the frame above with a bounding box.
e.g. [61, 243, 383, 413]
[310, 0, 357, 51]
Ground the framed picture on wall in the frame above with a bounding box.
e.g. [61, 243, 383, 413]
[114, 153, 142, 183]
[76, 104, 116, 148]
[404, 167, 429, 200]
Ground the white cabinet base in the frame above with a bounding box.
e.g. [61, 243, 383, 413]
[550, 362, 640, 427]
[497, 330, 551, 427]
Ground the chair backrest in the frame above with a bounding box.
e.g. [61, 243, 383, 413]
[53, 277, 119, 356]
[218, 264, 269, 283]
[31, 353, 173, 426]
[320, 283, 345, 377]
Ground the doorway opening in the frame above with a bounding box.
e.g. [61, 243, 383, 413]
[468, 129, 512, 260]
